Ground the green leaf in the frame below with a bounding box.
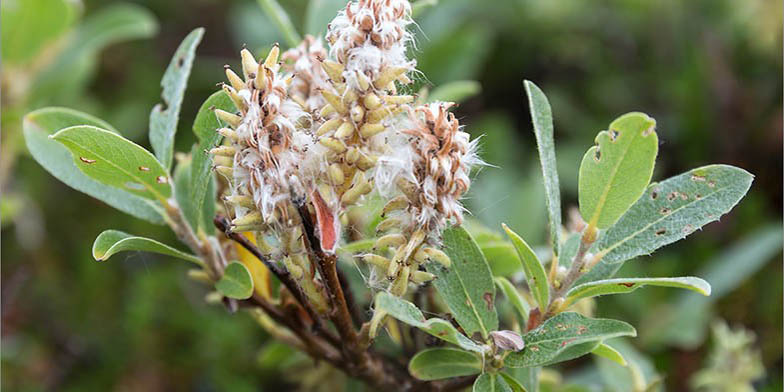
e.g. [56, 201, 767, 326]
[499, 372, 528, 392]
[408, 348, 482, 381]
[565, 277, 710, 307]
[191, 91, 237, 232]
[30, 3, 158, 105]
[524, 81, 562, 254]
[474, 373, 514, 392]
[412, 0, 439, 18]
[592, 343, 627, 366]
[502, 224, 549, 312]
[23, 108, 164, 224]
[304, 0, 345, 36]
[51, 126, 172, 202]
[594, 339, 659, 392]
[425, 226, 498, 339]
[92, 230, 202, 265]
[541, 341, 601, 366]
[1, 0, 77, 65]
[374, 292, 487, 353]
[257, 0, 301, 48]
[149, 28, 204, 169]
[481, 241, 522, 277]
[504, 367, 539, 392]
[494, 277, 530, 326]
[578, 112, 658, 230]
[428, 80, 481, 104]
[174, 153, 215, 234]
[589, 164, 754, 270]
[505, 312, 636, 368]
[216, 261, 254, 299]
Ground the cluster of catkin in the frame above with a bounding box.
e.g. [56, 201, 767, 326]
[211, 0, 480, 306]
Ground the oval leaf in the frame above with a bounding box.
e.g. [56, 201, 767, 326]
[1, 0, 77, 65]
[592, 343, 627, 366]
[565, 277, 710, 307]
[92, 230, 202, 265]
[408, 348, 482, 381]
[149, 28, 204, 169]
[524, 81, 562, 254]
[499, 372, 528, 392]
[591, 164, 753, 266]
[474, 373, 514, 392]
[481, 241, 522, 277]
[374, 292, 487, 353]
[258, 0, 301, 48]
[579, 112, 658, 230]
[425, 226, 498, 339]
[502, 224, 549, 312]
[505, 312, 636, 368]
[23, 108, 164, 224]
[216, 261, 254, 299]
[51, 125, 172, 201]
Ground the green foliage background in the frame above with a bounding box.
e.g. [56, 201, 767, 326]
[2, 0, 781, 390]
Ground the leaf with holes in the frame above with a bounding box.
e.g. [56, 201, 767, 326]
[578, 112, 658, 230]
[426, 226, 498, 339]
[524, 81, 562, 254]
[589, 164, 753, 269]
[502, 224, 549, 312]
[374, 292, 487, 353]
[592, 343, 627, 366]
[408, 348, 482, 381]
[92, 230, 202, 265]
[494, 277, 530, 326]
[565, 277, 710, 307]
[216, 261, 254, 299]
[149, 28, 203, 169]
[505, 312, 636, 368]
[191, 91, 236, 233]
[51, 126, 172, 202]
[473, 373, 514, 392]
[24, 108, 164, 223]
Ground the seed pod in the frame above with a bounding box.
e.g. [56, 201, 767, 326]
[390, 266, 410, 296]
[350, 105, 365, 122]
[217, 127, 238, 140]
[321, 90, 347, 114]
[382, 195, 409, 216]
[359, 123, 385, 138]
[316, 118, 342, 136]
[320, 104, 336, 118]
[240, 49, 258, 80]
[362, 254, 391, 269]
[213, 156, 233, 167]
[214, 165, 233, 178]
[343, 89, 359, 105]
[374, 66, 408, 89]
[210, 146, 237, 157]
[264, 43, 279, 69]
[215, 109, 241, 127]
[374, 233, 406, 249]
[328, 163, 345, 185]
[224, 195, 254, 209]
[187, 269, 212, 284]
[334, 121, 356, 139]
[366, 107, 394, 124]
[284, 257, 304, 279]
[356, 71, 371, 91]
[341, 180, 373, 205]
[413, 248, 428, 263]
[375, 218, 401, 233]
[363, 93, 382, 110]
[225, 68, 245, 91]
[411, 270, 436, 284]
[368, 309, 388, 339]
[222, 84, 246, 110]
[356, 153, 377, 171]
[319, 137, 347, 153]
[321, 60, 344, 82]
[232, 211, 263, 227]
[345, 147, 360, 164]
[423, 247, 451, 268]
[385, 95, 414, 105]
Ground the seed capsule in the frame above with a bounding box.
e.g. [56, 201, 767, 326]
[224, 195, 254, 209]
[359, 123, 385, 138]
[385, 95, 414, 105]
[374, 233, 406, 249]
[334, 121, 356, 139]
[328, 163, 345, 185]
[321, 60, 344, 81]
[225, 68, 245, 91]
[362, 254, 391, 269]
[222, 84, 246, 111]
[316, 118, 342, 136]
[363, 93, 382, 110]
[187, 269, 212, 284]
[319, 137, 347, 153]
[232, 211, 263, 227]
[375, 218, 401, 233]
[345, 147, 360, 164]
[366, 107, 396, 124]
[215, 109, 241, 127]
[341, 180, 372, 205]
[217, 127, 238, 140]
[264, 43, 280, 69]
[321, 90, 347, 114]
[213, 156, 233, 167]
[390, 266, 410, 296]
[240, 49, 258, 80]
[382, 195, 410, 216]
[210, 146, 237, 157]
[374, 67, 408, 89]
[356, 153, 377, 171]
[411, 271, 436, 284]
[356, 71, 371, 91]
[320, 104, 336, 117]
[423, 247, 451, 268]
[350, 105, 365, 122]
[214, 165, 233, 178]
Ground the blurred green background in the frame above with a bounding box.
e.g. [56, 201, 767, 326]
[2, 0, 781, 390]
